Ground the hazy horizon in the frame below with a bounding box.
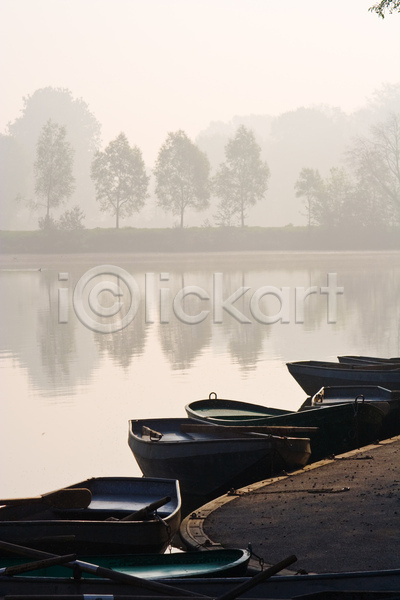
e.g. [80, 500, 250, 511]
[1, 0, 400, 164]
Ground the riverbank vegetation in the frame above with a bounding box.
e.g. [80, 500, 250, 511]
[1, 225, 399, 254]
[2, 86, 400, 235]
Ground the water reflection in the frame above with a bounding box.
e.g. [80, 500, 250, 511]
[0, 252, 399, 397]
[157, 272, 212, 370]
[1, 252, 399, 500]
[95, 302, 149, 369]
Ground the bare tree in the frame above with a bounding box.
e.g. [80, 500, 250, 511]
[348, 113, 400, 224]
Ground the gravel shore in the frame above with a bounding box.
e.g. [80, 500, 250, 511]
[180, 436, 400, 574]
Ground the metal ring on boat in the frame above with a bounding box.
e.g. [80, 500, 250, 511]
[354, 394, 365, 405]
[209, 392, 218, 400]
[353, 394, 365, 425]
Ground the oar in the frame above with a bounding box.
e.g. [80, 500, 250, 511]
[106, 496, 172, 521]
[0, 553, 76, 576]
[1, 596, 196, 600]
[216, 554, 297, 600]
[0, 488, 92, 510]
[181, 423, 318, 437]
[2, 596, 175, 600]
[1, 596, 182, 600]
[0, 540, 207, 598]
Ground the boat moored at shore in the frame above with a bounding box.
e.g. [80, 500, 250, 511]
[128, 417, 311, 500]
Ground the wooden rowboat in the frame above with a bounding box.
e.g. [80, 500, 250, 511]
[0, 547, 251, 579]
[286, 360, 400, 396]
[1, 566, 400, 597]
[0, 477, 181, 556]
[311, 385, 400, 407]
[185, 394, 386, 462]
[0, 543, 294, 598]
[338, 355, 400, 365]
[310, 385, 400, 438]
[185, 392, 293, 427]
[128, 418, 311, 500]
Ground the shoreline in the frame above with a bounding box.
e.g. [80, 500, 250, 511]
[1, 226, 399, 256]
[1, 249, 399, 269]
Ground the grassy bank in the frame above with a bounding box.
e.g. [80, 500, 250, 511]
[1, 226, 399, 254]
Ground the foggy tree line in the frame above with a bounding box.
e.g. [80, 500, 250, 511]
[25, 118, 271, 230]
[295, 113, 400, 228]
[1, 86, 399, 231]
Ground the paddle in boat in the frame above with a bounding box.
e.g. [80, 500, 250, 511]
[0, 476, 181, 556]
[0, 542, 399, 599]
[0, 541, 296, 598]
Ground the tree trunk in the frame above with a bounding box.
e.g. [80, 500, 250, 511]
[180, 206, 184, 228]
[116, 193, 120, 229]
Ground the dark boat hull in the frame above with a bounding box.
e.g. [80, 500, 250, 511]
[1, 568, 400, 597]
[128, 418, 311, 499]
[287, 360, 400, 396]
[338, 355, 400, 365]
[0, 547, 251, 579]
[0, 477, 181, 556]
[310, 385, 400, 438]
[265, 402, 386, 461]
[186, 399, 386, 462]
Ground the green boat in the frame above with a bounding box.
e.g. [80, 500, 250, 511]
[186, 392, 291, 425]
[185, 393, 386, 462]
[0, 548, 251, 580]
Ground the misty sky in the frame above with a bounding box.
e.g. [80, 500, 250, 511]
[1, 0, 399, 163]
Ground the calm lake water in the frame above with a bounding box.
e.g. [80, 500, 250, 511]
[1, 251, 399, 499]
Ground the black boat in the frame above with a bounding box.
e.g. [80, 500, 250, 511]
[310, 385, 400, 437]
[0, 476, 181, 556]
[186, 396, 386, 462]
[1, 567, 400, 597]
[128, 417, 311, 500]
[287, 360, 400, 396]
[338, 355, 400, 365]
